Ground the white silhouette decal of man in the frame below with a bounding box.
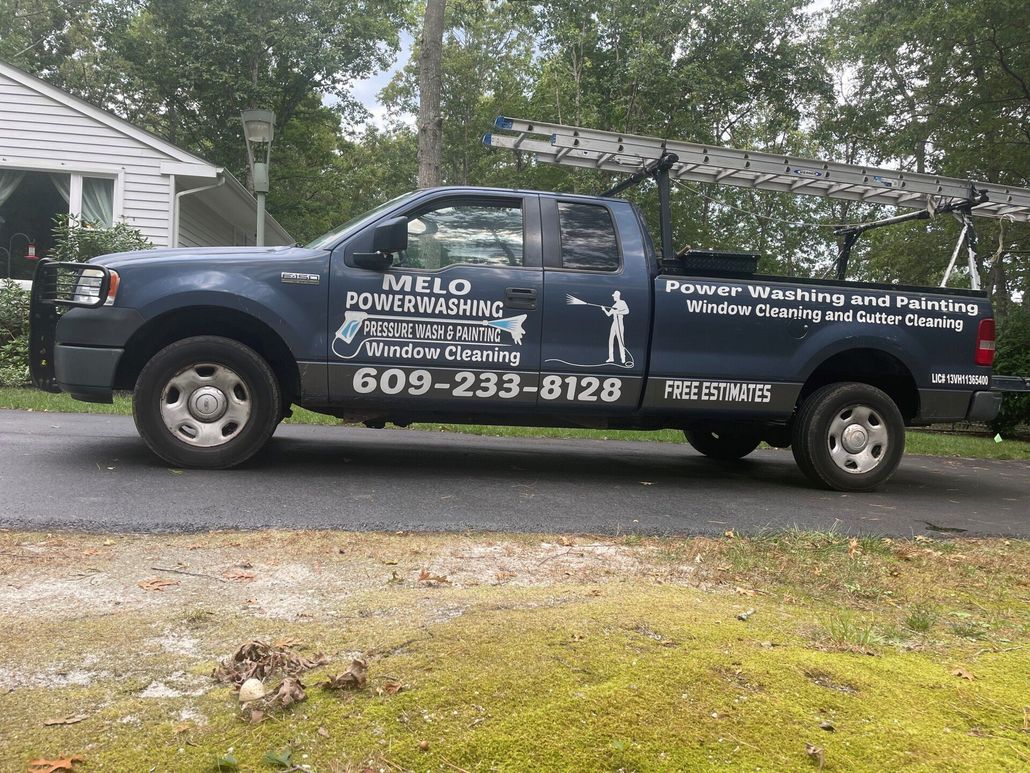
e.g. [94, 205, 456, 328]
[604, 290, 630, 364]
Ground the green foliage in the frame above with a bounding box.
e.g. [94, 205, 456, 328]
[50, 216, 153, 263]
[992, 303, 1030, 435]
[0, 280, 30, 387]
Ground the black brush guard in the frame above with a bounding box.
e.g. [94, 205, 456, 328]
[28, 259, 114, 392]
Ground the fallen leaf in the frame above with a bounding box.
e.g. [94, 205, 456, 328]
[805, 743, 825, 769]
[223, 569, 255, 582]
[263, 747, 294, 768]
[269, 677, 306, 708]
[848, 537, 861, 558]
[724, 529, 735, 539]
[168, 469, 184, 475]
[317, 726, 330, 738]
[27, 758, 84, 773]
[137, 577, 180, 592]
[323, 659, 368, 691]
[495, 570, 517, 581]
[102, 539, 115, 546]
[248, 709, 265, 724]
[212, 640, 328, 685]
[952, 668, 976, 681]
[387, 570, 403, 585]
[418, 569, 450, 586]
[735, 587, 756, 597]
[379, 680, 403, 695]
[819, 720, 835, 732]
[215, 753, 238, 771]
[174, 722, 191, 734]
[559, 536, 575, 546]
[640, 481, 654, 486]
[42, 714, 88, 726]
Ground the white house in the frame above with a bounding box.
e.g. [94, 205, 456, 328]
[0, 59, 291, 282]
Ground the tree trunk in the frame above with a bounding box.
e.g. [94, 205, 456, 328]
[417, 0, 446, 189]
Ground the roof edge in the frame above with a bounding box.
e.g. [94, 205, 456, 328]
[0, 58, 213, 168]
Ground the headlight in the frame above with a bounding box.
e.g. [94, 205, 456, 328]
[72, 268, 120, 306]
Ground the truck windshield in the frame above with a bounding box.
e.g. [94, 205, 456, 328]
[306, 191, 419, 250]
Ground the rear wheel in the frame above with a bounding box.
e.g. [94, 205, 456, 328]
[132, 336, 281, 468]
[684, 424, 762, 460]
[791, 382, 904, 491]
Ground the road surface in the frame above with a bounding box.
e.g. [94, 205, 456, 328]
[0, 410, 1026, 537]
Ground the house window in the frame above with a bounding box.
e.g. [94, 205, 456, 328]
[0, 171, 69, 280]
[82, 177, 114, 227]
[0, 171, 117, 279]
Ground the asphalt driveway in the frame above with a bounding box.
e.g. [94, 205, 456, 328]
[0, 409, 1027, 537]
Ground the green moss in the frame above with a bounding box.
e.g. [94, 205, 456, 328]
[3, 584, 1027, 772]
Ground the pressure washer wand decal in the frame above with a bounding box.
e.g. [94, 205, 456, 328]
[336, 310, 527, 346]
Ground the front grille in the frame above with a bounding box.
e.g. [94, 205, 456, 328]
[33, 260, 113, 307]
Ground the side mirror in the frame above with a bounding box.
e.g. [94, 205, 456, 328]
[352, 216, 409, 270]
[372, 216, 409, 254]
[353, 251, 393, 270]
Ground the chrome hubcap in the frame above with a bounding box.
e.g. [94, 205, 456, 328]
[827, 404, 888, 474]
[188, 386, 228, 422]
[160, 363, 251, 447]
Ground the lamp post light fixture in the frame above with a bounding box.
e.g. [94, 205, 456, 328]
[242, 108, 275, 246]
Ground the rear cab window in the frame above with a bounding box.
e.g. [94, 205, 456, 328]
[557, 202, 621, 272]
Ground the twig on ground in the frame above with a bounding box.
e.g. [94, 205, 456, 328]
[537, 547, 574, 566]
[149, 565, 227, 582]
[442, 759, 472, 773]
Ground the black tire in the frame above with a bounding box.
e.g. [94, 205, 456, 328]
[132, 336, 281, 468]
[791, 382, 904, 491]
[684, 424, 762, 460]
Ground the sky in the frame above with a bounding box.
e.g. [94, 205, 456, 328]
[347, 31, 414, 130]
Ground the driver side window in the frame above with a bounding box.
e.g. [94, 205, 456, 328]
[396, 202, 524, 270]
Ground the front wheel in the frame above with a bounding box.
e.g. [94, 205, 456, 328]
[132, 336, 281, 468]
[791, 382, 905, 491]
[684, 424, 762, 460]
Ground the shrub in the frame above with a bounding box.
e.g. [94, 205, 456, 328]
[50, 215, 153, 263]
[992, 303, 1030, 436]
[0, 279, 30, 387]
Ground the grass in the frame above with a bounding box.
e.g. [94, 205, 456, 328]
[2, 385, 1029, 460]
[0, 529, 1027, 772]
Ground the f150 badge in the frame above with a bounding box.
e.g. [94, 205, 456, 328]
[281, 272, 320, 285]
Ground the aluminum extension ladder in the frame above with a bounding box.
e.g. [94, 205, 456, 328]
[484, 116, 1030, 286]
[484, 116, 1030, 221]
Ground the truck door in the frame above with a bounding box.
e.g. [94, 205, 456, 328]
[328, 193, 544, 412]
[538, 197, 651, 412]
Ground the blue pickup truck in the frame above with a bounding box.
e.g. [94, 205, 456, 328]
[30, 185, 1012, 490]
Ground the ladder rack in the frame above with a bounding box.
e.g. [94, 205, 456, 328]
[484, 116, 1030, 222]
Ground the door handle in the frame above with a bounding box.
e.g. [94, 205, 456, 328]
[504, 287, 537, 310]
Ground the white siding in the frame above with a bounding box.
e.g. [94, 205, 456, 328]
[179, 196, 247, 248]
[0, 71, 173, 245]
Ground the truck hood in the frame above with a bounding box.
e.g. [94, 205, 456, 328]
[90, 245, 323, 270]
